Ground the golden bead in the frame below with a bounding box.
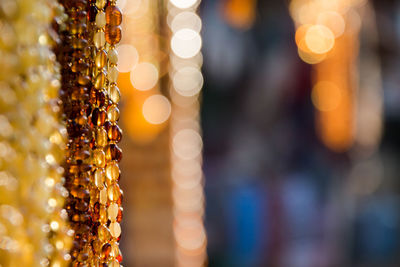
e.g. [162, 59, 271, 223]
[93, 149, 106, 168]
[94, 71, 106, 90]
[105, 26, 121, 45]
[108, 66, 118, 83]
[95, 50, 107, 69]
[98, 224, 111, 242]
[105, 162, 120, 184]
[94, 31, 106, 49]
[107, 203, 119, 221]
[108, 49, 118, 65]
[99, 205, 108, 223]
[95, 11, 106, 28]
[95, 128, 108, 147]
[96, 0, 107, 9]
[109, 222, 121, 238]
[108, 184, 121, 202]
[108, 260, 120, 267]
[107, 105, 120, 122]
[109, 85, 121, 103]
[94, 168, 105, 189]
[99, 188, 107, 205]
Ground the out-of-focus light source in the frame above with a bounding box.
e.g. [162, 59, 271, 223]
[221, 0, 257, 30]
[173, 67, 203, 97]
[317, 11, 346, 37]
[305, 25, 335, 54]
[312, 81, 342, 112]
[142, 94, 171, 125]
[130, 62, 159, 91]
[170, 0, 198, 9]
[171, 29, 202, 59]
[116, 44, 139, 72]
[170, 11, 202, 33]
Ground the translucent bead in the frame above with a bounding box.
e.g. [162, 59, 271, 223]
[92, 108, 106, 126]
[96, 11, 106, 28]
[108, 49, 118, 65]
[94, 168, 105, 189]
[107, 106, 120, 122]
[105, 162, 120, 183]
[94, 31, 106, 49]
[108, 184, 121, 202]
[107, 203, 119, 221]
[108, 260, 120, 267]
[109, 85, 120, 104]
[109, 222, 121, 238]
[93, 149, 106, 168]
[107, 124, 122, 142]
[95, 50, 107, 69]
[105, 26, 121, 45]
[101, 243, 112, 260]
[93, 239, 103, 254]
[105, 6, 122, 26]
[108, 66, 119, 83]
[99, 188, 107, 204]
[98, 224, 111, 242]
[105, 144, 122, 162]
[95, 128, 108, 147]
[96, 0, 107, 9]
[78, 75, 91, 85]
[94, 71, 106, 89]
[99, 205, 108, 223]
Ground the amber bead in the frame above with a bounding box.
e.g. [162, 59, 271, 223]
[96, 11, 107, 28]
[105, 162, 120, 183]
[108, 66, 118, 83]
[107, 105, 119, 122]
[92, 239, 103, 254]
[105, 144, 122, 162]
[109, 86, 120, 103]
[96, 0, 107, 9]
[107, 203, 118, 221]
[92, 108, 106, 126]
[72, 38, 88, 49]
[93, 149, 106, 168]
[94, 71, 106, 89]
[95, 50, 107, 69]
[109, 222, 121, 238]
[94, 169, 105, 189]
[107, 49, 118, 65]
[107, 125, 122, 142]
[78, 75, 91, 85]
[75, 149, 90, 161]
[107, 184, 121, 202]
[88, 5, 98, 22]
[105, 6, 122, 26]
[116, 207, 123, 223]
[95, 128, 108, 147]
[70, 10, 87, 21]
[95, 91, 106, 107]
[97, 225, 111, 242]
[108, 260, 120, 267]
[105, 26, 121, 45]
[100, 243, 111, 260]
[99, 188, 107, 205]
[94, 31, 106, 49]
[75, 200, 89, 212]
[99, 205, 108, 223]
[69, 23, 87, 35]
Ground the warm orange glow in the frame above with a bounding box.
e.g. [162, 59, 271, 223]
[312, 81, 342, 112]
[221, 0, 257, 30]
[305, 25, 335, 54]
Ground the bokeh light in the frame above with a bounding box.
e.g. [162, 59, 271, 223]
[130, 62, 159, 91]
[171, 29, 202, 59]
[142, 94, 171, 125]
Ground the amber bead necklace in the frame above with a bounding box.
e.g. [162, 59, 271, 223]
[0, 0, 71, 266]
[56, 0, 124, 266]
[88, 0, 123, 265]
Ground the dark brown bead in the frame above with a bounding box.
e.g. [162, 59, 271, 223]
[105, 144, 122, 162]
[88, 5, 98, 22]
[107, 125, 122, 142]
[71, 38, 88, 49]
[116, 207, 123, 223]
[105, 25, 121, 45]
[70, 10, 87, 21]
[105, 6, 122, 26]
[92, 108, 106, 126]
[76, 201, 89, 212]
[101, 243, 111, 260]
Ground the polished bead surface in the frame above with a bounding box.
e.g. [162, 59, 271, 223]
[105, 6, 122, 26]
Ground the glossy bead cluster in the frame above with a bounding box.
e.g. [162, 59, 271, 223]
[56, 0, 124, 265]
[89, 0, 123, 266]
[0, 0, 72, 266]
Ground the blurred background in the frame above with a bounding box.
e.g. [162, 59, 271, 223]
[115, 0, 400, 266]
